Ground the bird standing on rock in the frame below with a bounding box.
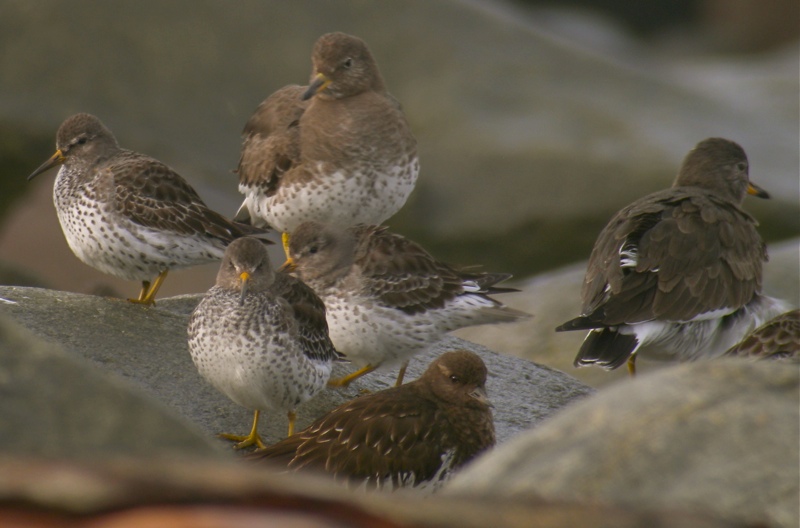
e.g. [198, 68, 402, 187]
[28, 113, 269, 305]
[188, 237, 339, 449]
[556, 137, 791, 375]
[234, 32, 419, 248]
[248, 350, 495, 491]
[283, 221, 529, 388]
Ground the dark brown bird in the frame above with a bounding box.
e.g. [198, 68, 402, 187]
[248, 350, 495, 491]
[556, 138, 790, 375]
[723, 309, 800, 361]
[27, 113, 270, 305]
[235, 32, 418, 237]
[283, 222, 529, 388]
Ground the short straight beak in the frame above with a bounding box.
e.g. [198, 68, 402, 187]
[301, 73, 331, 101]
[239, 271, 250, 306]
[470, 386, 492, 407]
[746, 182, 770, 199]
[28, 149, 66, 181]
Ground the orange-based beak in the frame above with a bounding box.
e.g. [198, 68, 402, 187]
[239, 271, 250, 306]
[301, 73, 332, 101]
[28, 149, 66, 181]
[746, 182, 770, 199]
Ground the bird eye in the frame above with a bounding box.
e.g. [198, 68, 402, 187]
[308, 245, 319, 255]
[735, 162, 747, 172]
[449, 375, 460, 383]
[75, 137, 88, 146]
[343, 58, 353, 69]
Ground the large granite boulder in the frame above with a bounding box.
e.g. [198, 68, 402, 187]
[0, 285, 592, 452]
[0, 285, 782, 527]
[445, 360, 800, 528]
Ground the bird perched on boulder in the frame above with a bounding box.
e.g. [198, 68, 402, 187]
[235, 32, 418, 249]
[28, 113, 269, 305]
[283, 221, 529, 387]
[248, 350, 495, 491]
[188, 237, 339, 449]
[556, 138, 790, 375]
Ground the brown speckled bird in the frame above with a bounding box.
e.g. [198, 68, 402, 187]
[234, 32, 418, 239]
[28, 113, 269, 305]
[283, 222, 529, 388]
[248, 350, 495, 491]
[556, 138, 790, 375]
[724, 309, 800, 361]
[188, 237, 339, 449]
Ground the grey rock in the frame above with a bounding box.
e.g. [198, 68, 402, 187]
[0, 285, 593, 452]
[0, 315, 224, 459]
[445, 360, 800, 528]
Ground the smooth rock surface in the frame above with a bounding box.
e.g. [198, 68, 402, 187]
[445, 360, 800, 528]
[0, 315, 224, 460]
[0, 285, 593, 452]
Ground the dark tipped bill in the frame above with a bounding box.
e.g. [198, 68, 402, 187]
[747, 182, 770, 199]
[28, 149, 65, 181]
[301, 73, 331, 101]
[239, 271, 251, 306]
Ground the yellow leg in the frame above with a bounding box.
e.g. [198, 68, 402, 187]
[281, 232, 291, 260]
[128, 269, 169, 305]
[287, 410, 296, 437]
[219, 409, 267, 450]
[135, 280, 151, 302]
[626, 355, 637, 377]
[394, 360, 410, 387]
[327, 364, 377, 388]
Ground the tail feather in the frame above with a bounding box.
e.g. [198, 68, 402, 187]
[573, 328, 638, 370]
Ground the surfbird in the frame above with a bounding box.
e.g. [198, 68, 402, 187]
[282, 221, 529, 387]
[248, 350, 495, 491]
[723, 309, 800, 361]
[188, 237, 339, 449]
[27, 113, 270, 305]
[556, 138, 791, 375]
[234, 32, 418, 239]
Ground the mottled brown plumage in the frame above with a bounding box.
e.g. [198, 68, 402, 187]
[28, 113, 269, 304]
[248, 350, 495, 491]
[285, 222, 528, 386]
[724, 309, 800, 361]
[235, 32, 418, 233]
[556, 138, 789, 373]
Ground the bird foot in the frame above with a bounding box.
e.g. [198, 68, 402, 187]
[218, 431, 267, 450]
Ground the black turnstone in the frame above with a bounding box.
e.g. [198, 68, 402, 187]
[556, 138, 791, 375]
[188, 237, 339, 449]
[27, 113, 269, 305]
[248, 350, 495, 491]
[724, 309, 799, 361]
[283, 221, 529, 387]
[234, 32, 418, 237]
